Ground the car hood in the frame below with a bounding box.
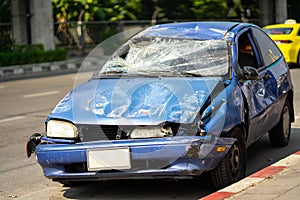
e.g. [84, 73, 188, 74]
[49, 77, 223, 125]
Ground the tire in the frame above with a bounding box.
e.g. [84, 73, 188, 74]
[210, 127, 246, 190]
[268, 100, 291, 147]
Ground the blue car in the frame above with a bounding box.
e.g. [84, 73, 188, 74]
[27, 21, 294, 189]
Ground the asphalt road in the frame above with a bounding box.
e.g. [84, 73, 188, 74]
[0, 68, 299, 200]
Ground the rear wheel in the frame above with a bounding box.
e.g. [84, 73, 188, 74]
[210, 127, 246, 190]
[268, 100, 291, 147]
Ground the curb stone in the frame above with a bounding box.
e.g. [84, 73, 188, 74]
[199, 151, 300, 200]
[0, 57, 106, 78]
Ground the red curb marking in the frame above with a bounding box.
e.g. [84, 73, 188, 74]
[294, 151, 300, 155]
[250, 165, 286, 178]
[200, 191, 234, 200]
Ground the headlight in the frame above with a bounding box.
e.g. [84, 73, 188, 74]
[47, 120, 78, 139]
[129, 126, 173, 139]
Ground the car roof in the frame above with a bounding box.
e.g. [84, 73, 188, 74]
[139, 21, 242, 40]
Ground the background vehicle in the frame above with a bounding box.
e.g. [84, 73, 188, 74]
[27, 21, 294, 189]
[263, 19, 300, 66]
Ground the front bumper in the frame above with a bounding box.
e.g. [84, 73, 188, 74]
[31, 135, 235, 181]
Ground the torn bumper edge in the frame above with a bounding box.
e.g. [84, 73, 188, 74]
[29, 134, 236, 180]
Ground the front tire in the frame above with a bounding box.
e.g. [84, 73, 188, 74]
[268, 100, 291, 147]
[210, 127, 246, 190]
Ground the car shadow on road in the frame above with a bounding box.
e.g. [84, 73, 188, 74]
[61, 173, 215, 200]
[246, 127, 300, 175]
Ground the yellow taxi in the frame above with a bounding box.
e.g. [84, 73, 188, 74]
[263, 19, 300, 65]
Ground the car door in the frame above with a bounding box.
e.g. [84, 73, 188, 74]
[237, 28, 282, 146]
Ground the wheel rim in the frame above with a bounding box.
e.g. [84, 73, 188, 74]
[282, 106, 290, 138]
[229, 143, 240, 177]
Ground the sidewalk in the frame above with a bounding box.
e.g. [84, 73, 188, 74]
[201, 150, 300, 200]
[0, 55, 106, 82]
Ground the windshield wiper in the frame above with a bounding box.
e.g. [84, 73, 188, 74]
[100, 70, 126, 74]
[178, 71, 202, 77]
[137, 70, 202, 77]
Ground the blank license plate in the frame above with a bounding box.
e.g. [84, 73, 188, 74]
[87, 148, 131, 171]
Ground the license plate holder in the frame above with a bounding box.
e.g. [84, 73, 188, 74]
[87, 147, 131, 171]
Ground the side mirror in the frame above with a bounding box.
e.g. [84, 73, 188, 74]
[243, 66, 259, 80]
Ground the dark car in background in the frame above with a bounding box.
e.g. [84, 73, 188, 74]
[27, 21, 294, 189]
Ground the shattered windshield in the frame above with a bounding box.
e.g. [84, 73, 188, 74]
[94, 37, 230, 78]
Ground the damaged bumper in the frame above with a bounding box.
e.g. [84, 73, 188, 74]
[29, 135, 235, 180]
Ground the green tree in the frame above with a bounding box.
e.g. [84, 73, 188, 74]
[0, 0, 10, 22]
[52, 0, 142, 22]
[192, 0, 227, 19]
[0, 0, 12, 52]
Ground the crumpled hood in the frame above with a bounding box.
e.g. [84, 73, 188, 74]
[49, 78, 222, 125]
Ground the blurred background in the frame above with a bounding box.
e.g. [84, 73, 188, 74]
[0, 0, 300, 66]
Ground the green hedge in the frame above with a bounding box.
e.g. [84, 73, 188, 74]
[0, 48, 67, 67]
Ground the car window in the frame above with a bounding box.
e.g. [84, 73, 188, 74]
[237, 32, 259, 68]
[251, 27, 281, 67]
[264, 28, 293, 35]
[297, 28, 300, 36]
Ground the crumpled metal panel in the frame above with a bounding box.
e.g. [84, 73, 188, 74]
[49, 78, 222, 125]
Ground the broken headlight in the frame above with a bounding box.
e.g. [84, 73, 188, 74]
[46, 120, 78, 139]
[129, 126, 173, 139]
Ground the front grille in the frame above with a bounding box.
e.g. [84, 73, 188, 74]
[77, 124, 118, 142]
[63, 160, 171, 173]
[76, 122, 180, 142]
[65, 163, 87, 173]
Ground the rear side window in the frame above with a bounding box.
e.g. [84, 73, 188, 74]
[264, 28, 293, 35]
[252, 27, 282, 67]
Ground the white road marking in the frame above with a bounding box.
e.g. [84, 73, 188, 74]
[0, 85, 5, 89]
[0, 116, 25, 123]
[23, 90, 59, 98]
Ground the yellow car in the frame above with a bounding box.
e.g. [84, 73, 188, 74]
[263, 20, 300, 65]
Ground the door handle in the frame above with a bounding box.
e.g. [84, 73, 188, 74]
[263, 74, 272, 81]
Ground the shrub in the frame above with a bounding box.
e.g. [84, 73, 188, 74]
[0, 47, 67, 67]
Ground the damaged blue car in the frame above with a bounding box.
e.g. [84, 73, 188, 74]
[27, 21, 294, 189]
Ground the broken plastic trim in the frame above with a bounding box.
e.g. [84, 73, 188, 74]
[26, 133, 43, 158]
[26, 133, 75, 158]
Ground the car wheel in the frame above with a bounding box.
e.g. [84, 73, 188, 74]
[268, 100, 291, 147]
[210, 127, 246, 190]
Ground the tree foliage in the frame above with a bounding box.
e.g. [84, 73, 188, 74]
[52, 0, 142, 22]
[0, 0, 258, 23]
[52, 0, 251, 22]
[0, 0, 10, 23]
